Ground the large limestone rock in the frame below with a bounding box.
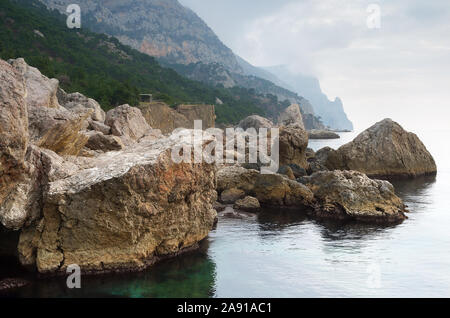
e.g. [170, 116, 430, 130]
[279, 124, 309, 169]
[18, 133, 218, 274]
[59, 91, 106, 122]
[8, 58, 60, 109]
[326, 119, 437, 178]
[300, 170, 407, 223]
[278, 104, 304, 129]
[238, 115, 274, 130]
[217, 166, 314, 208]
[0, 59, 29, 227]
[105, 105, 151, 145]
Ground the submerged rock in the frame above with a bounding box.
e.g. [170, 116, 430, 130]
[325, 119, 437, 178]
[233, 196, 260, 213]
[300, 170, 407, 223]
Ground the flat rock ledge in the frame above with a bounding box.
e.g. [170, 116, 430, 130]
[308, 130, 340, 140]
[18, 133, 217, 275]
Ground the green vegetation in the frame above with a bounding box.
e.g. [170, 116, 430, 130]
[0, 0, 288, 124]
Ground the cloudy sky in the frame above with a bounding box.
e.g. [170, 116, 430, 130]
[179, 0, 450, 131]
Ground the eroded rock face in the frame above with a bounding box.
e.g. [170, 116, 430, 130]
[18, 134, 217, 274]
[37, 111, 92, 156]
[8, 58, 60, 109]
[105, 105, 151, 145]
[279, 124, 309, 169]
[326, 119, 437, 178]
[300, 170, 406, 223]
[278, 104, 304, 129]
[0, 59, 28, 214]
[238, 115, 274, 130]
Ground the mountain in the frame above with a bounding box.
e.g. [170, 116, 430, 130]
[1, 0, 293, 124]
[265, 66, 354, 131]
[38, 0, 326, 127]
[38, 0, 243, 73]
[38, 0, 350, 129]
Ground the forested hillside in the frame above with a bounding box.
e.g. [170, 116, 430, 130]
[0, 0, 290, 124]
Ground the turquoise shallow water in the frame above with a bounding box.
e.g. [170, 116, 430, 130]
[2, 129, 450, 298]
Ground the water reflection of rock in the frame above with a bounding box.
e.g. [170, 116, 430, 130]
[257, 208, 308, 232]
[4, 240, 217, 298]
[314, 219, 398, 242]
[390, 175, 436, 199]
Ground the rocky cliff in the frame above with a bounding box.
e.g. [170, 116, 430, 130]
[39, 0, 243, 74]
[264, 65, 354, 131]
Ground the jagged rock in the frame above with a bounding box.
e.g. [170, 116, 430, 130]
[220, 188, 245, 204]
[300, 170, 407, 223]
[325, 119, 437, 178]
[233, 196, 260, 213]
[88, 120, 111, 135]
[59, 91, 106, 122]
[85, 131, 124, 152]
[37, 111, 92, 156]
[8, 58, 60, 109]
[18, 132, 217, 274]
[279, 124, 309, 169]
[305, 148, 316, 160]
[217, 166, 314, 208]
[0, 59, 29, 214]
[238, 115, 274, 130]
[105, 104, 151, 145]
[308, 130, 340, 140]
[307, 147, 332, 175]
[278, 104, 304, 129]
[0, 145, 74, 230]
[278, 166, 295, 180]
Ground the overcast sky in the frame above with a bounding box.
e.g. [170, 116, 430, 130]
[179, 0, 450, 131]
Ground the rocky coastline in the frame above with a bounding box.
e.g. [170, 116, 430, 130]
[0, 58, 437, 287]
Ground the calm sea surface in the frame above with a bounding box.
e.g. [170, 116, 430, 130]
[3, 129, 450, 298]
